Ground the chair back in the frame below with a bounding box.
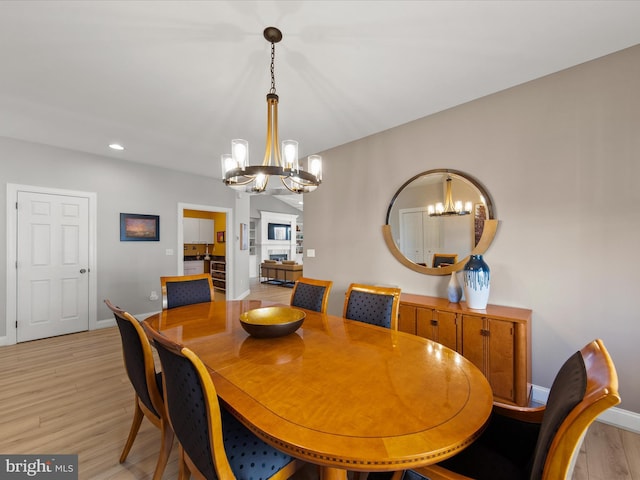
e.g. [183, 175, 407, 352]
[290, 277, 333, 313]
[432, 253, 458, 268]
[160, 273, 214, 310]
[104, 299, 163, 419]
[343, 283, 401, 330]
[532, 338, 620, 479]
[147, 330, 296, 480]
[150, 333, 229, 479]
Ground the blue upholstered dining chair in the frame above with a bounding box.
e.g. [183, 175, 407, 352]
[390, 339, 620, 480]
[104, 299, 173, 480]
[290, 277, 333, 313]
[343, 283, 401, 330]
[148, 328, 301, 480]
[160, 273, 214, 310]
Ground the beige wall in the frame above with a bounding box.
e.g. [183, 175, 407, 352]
[303, 45, 640, 414]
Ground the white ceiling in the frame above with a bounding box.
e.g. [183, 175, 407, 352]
[2, 0, 640, 194]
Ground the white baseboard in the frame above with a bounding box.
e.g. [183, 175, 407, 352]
[94, 317, 116, 328]
[94, 311, 160, 328]
[235, 289, 251, 300]
[531, 385, 640, 434]
[134, 311, 161, 321]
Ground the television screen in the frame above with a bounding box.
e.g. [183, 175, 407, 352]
[267, 223, 291, 240]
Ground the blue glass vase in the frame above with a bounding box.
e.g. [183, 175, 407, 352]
[463, 254, 490, 309]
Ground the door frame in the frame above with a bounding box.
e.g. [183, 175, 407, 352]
[177, 202, 233, 299]
[4, 184, 97, 346]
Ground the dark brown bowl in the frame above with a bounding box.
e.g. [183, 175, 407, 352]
[239, 307, 306, 338]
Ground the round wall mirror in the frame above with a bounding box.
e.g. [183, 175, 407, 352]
[382, 169, 498, 276]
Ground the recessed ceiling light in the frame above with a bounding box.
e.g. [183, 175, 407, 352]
[109, 143, 125, 151]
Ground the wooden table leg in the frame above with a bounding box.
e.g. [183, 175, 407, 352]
[320, 467, 348, 480]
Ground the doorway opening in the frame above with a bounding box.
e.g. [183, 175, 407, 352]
[178, 203, 232, 300]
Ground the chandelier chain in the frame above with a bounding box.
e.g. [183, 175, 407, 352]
[269, 42, 276, 95]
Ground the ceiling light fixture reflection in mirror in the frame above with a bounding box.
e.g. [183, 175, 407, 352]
[382, 169, 498, 276]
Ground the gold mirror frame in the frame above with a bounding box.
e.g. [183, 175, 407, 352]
[382, 169, 498, 276]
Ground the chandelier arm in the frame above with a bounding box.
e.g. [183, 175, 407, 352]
[281, 177, 301, 193]
[223, 173, 257, 186]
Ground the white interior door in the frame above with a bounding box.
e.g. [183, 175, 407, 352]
[16, 191, 90, 342]
[400, 210, 424, 264]
[423, 214, 443, 267]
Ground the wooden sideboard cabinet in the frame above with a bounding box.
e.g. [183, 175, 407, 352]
[399, 293, 532, 406]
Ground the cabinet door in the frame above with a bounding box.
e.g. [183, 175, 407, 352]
[184, 218, 199, 244]
[415, 308, 458, 351]
[461, 314, 484, 373]
[184, 261, 204, 275]
[199, 219, 214, 244]
[398, 305, 417, 335]
[462, 314, 516, 404]
[434, 310, 458, 351]
[416, 307, 435, 341]
[487, 318, 515, 403]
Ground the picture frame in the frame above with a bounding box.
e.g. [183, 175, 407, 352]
[217, 231, 226, 243]
[474, 203, 487, 247]
[120, 213, 159, 241]
[240, 223, 248, 250]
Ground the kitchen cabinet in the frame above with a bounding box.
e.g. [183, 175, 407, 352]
[399, 293, 531, 406]
[184, 260, 205, 275]
[184, 218, 214, 244]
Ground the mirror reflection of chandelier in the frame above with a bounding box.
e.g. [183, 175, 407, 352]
[428, 176, 472, 216]
[221, 27, 322, 194]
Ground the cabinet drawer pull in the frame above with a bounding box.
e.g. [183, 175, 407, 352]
[480, 329, 490, 336]
[430, 320, 438, 326]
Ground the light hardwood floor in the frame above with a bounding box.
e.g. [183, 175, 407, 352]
[0, 279, 637, 479]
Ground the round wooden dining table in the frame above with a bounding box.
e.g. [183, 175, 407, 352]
[143, 300, 493, 480]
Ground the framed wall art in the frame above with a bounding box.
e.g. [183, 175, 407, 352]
[217, 231, 226, 243]
[474, 204, 487, 247]
[120, 213, 160, 241]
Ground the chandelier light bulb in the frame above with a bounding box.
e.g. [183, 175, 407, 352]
[255, 173, 268, 191]
[221, 154, 234, 174]
[282, 140, 298, 170]
[232, 139, 248, 169]
[308, 155, 322, 179]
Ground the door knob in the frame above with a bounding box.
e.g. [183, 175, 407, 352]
[80, 269, 87, 274]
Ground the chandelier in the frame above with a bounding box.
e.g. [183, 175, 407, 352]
[221, 27, 322, 194]
[428, 176, 472, 216]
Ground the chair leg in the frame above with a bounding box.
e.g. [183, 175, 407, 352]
[152, 420, 174, 480]
[178, 446, 190, 480]
[120, 396, 144, 463]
